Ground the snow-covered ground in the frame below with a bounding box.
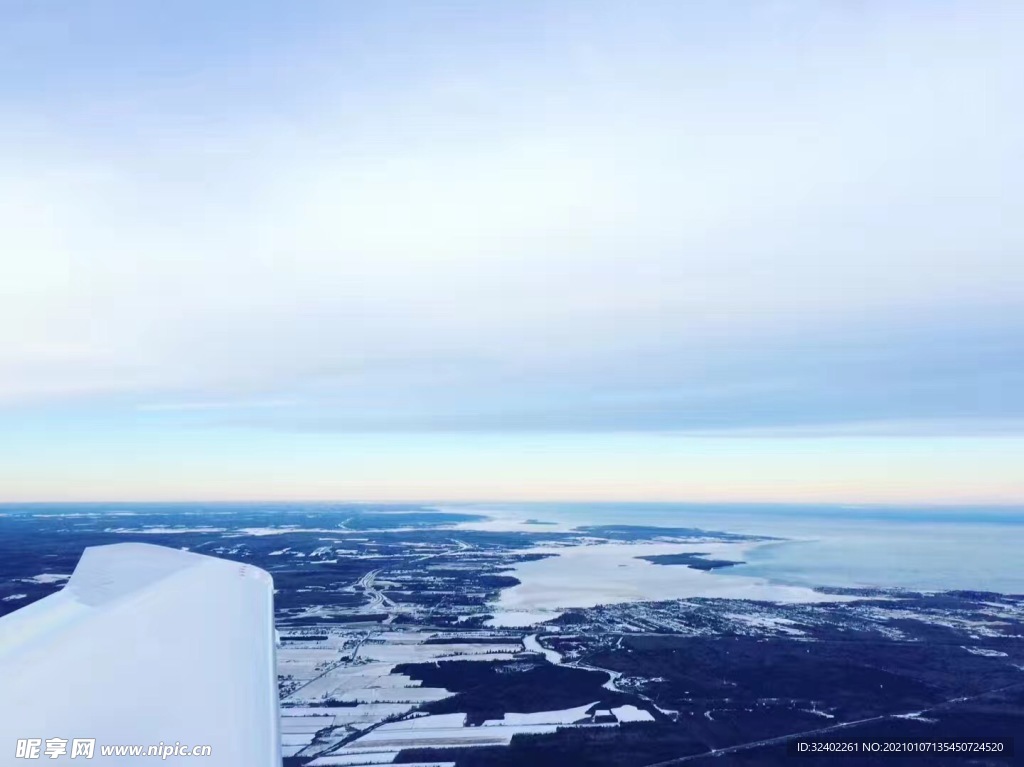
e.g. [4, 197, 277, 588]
[341, 705, 615, 753]
[20, 573, 70, 584]
[238, 527, 343, 536]
[308, 758, 453, 767]
[357, 641, 519, 663]
[894, 711, 938, 723]
[306, 754, 401, 766]
[277, 626, 661, 762]
[278, 629, 528, 714]
[281, 714, 335, 734]
[481, 702, 597, 726]
[962, 646, 1008, 658]
[723, 612, 807, 636]
[285, 660, 453, 705]
[485, 610, 558, 628]
[611, 705, 655, 722]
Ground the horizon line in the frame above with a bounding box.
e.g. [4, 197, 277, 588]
[3, 498, 1024, 509]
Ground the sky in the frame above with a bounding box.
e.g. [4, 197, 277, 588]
[1, 1, 1022, 504]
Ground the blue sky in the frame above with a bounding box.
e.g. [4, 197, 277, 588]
[1, 2, 1022, 503]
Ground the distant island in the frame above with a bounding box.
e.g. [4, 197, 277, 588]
[638, 552, 743, 570]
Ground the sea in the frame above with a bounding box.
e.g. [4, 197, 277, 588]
[467, 502, 1024, 595]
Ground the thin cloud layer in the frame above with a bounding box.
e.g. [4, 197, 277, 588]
[1, 2, 1022, 441]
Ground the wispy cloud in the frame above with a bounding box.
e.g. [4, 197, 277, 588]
[136, 399, 297, 413]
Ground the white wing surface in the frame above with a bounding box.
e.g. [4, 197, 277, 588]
[0, 542, 280, 765]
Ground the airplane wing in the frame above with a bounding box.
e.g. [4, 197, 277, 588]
[0, 542, 280, 764]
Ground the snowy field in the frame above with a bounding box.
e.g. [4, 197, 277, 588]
[21, 573, 70, 584]
[336, 703, 625, 754]
[277, 625, 660, 761]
